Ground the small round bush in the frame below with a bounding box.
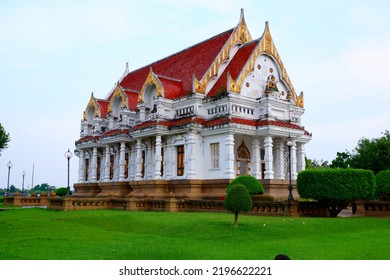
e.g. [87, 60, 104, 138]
[226, 175, 264, 195]
[224, 183, 253, 213]
[376, 170, 390, 200]
[55, 187, 71, 197]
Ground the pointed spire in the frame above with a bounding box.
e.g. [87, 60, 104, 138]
[240, 8, 245, 21]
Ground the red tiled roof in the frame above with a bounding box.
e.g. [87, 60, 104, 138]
[117, 29, 234, 103]
[123, 89, 139, 111]
[101, 128, 130, 138]
[208, 40, 258, 96]
[157, 76, 184, 99]
[96, 99, 109, 118]
[75, 135, 99, 145]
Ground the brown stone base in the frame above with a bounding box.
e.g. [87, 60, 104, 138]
[73, 178, 294, 200]
[261, 179, 298, 201]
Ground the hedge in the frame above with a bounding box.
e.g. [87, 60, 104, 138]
[226, 175, 264, 195]
[376, 170, 390, 200]
[297, 168, 376, 217]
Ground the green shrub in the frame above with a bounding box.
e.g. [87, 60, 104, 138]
[297, 168, 376, 217]
[226, 175, 264, 195]
[56, 187, 71, 197]
[376, 170, 390, 200]
[224, 183, 252, 227]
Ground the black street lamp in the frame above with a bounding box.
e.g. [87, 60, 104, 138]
[65, 149, 73, 196]
[6, 161, 12, 196]
[22, 171, 26, 196]
[286, 136, 294, 201]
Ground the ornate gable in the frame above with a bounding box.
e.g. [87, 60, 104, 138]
[83, 93, 100, 121]
[139, 69, 164, 102]
[108, 83, 128, 113]
[228, 22, 304, 108]
[193, 9, 252, 94]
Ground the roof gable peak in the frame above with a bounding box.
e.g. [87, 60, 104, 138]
[228, 21, 304, 108]
[194, 9, 252, 94]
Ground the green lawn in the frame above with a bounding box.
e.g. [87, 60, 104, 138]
[1, 207, 389, 260]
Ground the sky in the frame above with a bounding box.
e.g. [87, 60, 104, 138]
[1, 0, 389, 189]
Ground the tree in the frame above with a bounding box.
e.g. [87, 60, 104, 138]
[0, 123, 10, 156]
[330, 151, 352, 169]
[305, 157, 330, 169]
[352, 131, 390, 174]
[224, 183, 252, 227]
[297, 169, 376, 217]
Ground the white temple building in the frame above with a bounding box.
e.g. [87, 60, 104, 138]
[74, 10, 311, 200]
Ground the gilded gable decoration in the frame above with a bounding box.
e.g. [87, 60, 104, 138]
[229, 22, 304, 108]
[139, 68, 163, 102]
[194, 9, 252, 94]
[108, 83, 128, 113]
[83, 93, 100, 120]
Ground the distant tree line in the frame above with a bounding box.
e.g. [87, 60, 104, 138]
[306, 130, 390, 174]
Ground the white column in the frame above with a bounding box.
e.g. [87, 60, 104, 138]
[104, 145, 111, 182]
[154, 135, 162, 179]
[114, 145, 120, 181]
[129, 143, 135, 180]
[275, 141, 285, 180]
[291, 141, 298, 180]
[225, 133, 235, 179]
[146, 140, 152, 179]
[90, 147, 98, 182]
[119, 142, 126, 181]
[78, 149, 86, 183]
[264, 136, 274, 179]
[135, 139, 142, 180]
[251, 138, 261, 179]
[297, 142, 306, 173]
[165, 137, 172, 180]
[186, 132, 196, 179]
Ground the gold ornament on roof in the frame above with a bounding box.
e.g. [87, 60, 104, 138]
[139, 69, 163, 102]
[228, 21, 304, 108]
[194, 9, 252, 95]
[108, 83, 128, 113]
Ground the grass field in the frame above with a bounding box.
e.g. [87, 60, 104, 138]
[1, 207, 390, 260]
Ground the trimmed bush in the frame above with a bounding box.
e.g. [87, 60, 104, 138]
[297, 168, 376, 217]
[56, 187, 71, 197]
[224, 183, 252, 227]
[226, 175, 264, 195]
[376, 170, 390, 200]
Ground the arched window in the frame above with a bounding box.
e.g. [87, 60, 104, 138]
[143, 84, 157, 111]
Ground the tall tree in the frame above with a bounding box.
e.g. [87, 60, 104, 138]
[0, 123, 10, 156]
[349, 131, 390, 174]
[330, 151, 352, 169]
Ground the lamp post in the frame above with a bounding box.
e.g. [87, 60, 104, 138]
[22, 171, 26, 196]
[6, 161, 12, 196]
[286, 136, 294, 201]
[65, 149, 73, 196]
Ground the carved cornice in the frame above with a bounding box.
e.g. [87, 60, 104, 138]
[139, 69, 163, 102]
[229, 22, 304, 108]
[108, 83, 128, 113]
[194, 10, 252, 94]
